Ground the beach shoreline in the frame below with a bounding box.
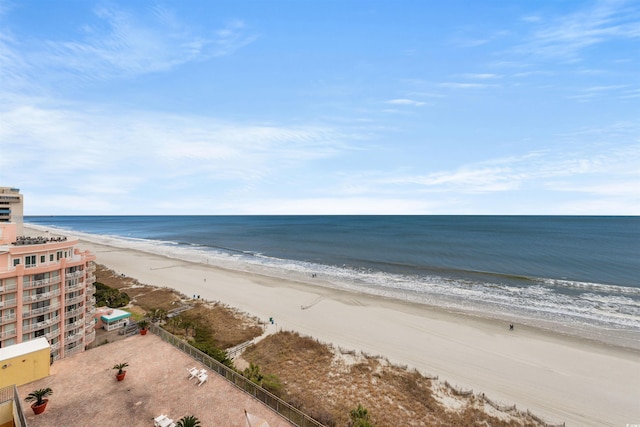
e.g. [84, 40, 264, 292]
[25, 225, 640, 426]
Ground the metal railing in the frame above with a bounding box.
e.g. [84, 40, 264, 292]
[0, 385, 28, 427]
[23, 303, 60, 318]
[23, 276, 61, 289]
[150, 324, 324, 427]
[0, 313, 16, 324]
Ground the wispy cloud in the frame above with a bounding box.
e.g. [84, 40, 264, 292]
[517, 0, 640, 60]
[0, 99, 352, 190]
[374, 139, 639, 199]
[385, 98, 426, 106]
[438, 82, 490, 89]
[458, 73, 503, 80]
[3, 4, 258, 84]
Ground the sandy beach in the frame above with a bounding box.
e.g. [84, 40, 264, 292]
[36, 226, 639, 426]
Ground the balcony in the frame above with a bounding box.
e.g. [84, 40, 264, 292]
[24, 276, 62, 289]
[65, 270, 85, 279]
[2, 283, 16, 292]
[0, 300, 17, 309]
[45, 330, 60, 340]
[64, 319, 84, 332]
[23, 303, 60, 318]
[86, 306, 96, 316]
[65, 295, 84, 305]
[24, 289, 61, 302]
[50, 341, 60, 351]
[0, 313, 16, 324]
[64, 307, 84, 319]
[0, 330, 16, 339]
[86, 274, 96, 283]
[85, 330, 96, 344]
[64, 343, 83, 357]
[65, 332, 83, 344]
[23, 317, 59, 333]
[87, 297, 96, 305]
[86, 264, 96, 273]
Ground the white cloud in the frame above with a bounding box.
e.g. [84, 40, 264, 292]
[3, 4, 258, 85]
[518, 0, 640, 60]
[459, 73, 502, 79]
[385, 98, 426, 106]
[438, 82, 489, 89]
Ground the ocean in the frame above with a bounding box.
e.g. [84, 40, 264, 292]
[25, 215, 640, 344]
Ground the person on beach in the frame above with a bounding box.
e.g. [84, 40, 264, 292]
[509, 323, 514, 331]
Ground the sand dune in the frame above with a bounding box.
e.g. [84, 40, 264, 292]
[41, 227, 639, 427]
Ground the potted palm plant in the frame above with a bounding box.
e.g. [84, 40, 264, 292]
[176, 415, 201, 427]
[113, 362, 129, 381]
[25, 387, 53, 415]
[137, 319, 149, 335]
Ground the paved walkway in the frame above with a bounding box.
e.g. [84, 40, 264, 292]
[18, 333, 295, 427]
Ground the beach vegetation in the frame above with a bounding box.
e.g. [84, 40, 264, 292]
[94, 281, 130, 308]
[242, 362, 283, 395]
[175, 415, 201, 427]
[148, 307, 168, 323]
[350, 404, 374, 427]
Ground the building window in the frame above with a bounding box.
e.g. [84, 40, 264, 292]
[56, 251, 62, 260]
[41, 255, 46, 263]
[50, 254, 54, 262]
[25, 255, 36, 268]
[13, 259, 19, 267]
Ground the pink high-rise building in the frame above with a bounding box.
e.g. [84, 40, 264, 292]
[0, 188, 96, 360]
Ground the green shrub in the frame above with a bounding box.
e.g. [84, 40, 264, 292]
[94, 282, 130, 308]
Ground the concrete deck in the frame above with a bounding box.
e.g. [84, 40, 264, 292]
[18, 333, 295, 427]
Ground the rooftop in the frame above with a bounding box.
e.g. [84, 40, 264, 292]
[18, 333, 295, 427]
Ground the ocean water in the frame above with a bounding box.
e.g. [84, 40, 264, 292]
[25, 215, 640, 343]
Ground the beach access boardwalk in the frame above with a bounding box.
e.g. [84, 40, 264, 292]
[18, 332, 296, 427]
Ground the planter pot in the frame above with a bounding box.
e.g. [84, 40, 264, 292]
[140, 329, 147, 335]
[31, 399, 48, 415]
[116, 371, 126, 381]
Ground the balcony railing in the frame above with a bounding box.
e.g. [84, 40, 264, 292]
[23, 303, 60, 318]
[65, 332, 83, 344]
[0, 300, 17, 309]
[65, 270, 85, 279]
[0, 313, 15, 324]
[85, 330, 96, 344]
[24, 289, 61, 302]
[23, 317, 60, 333]
[64, 319, 84, 332]
[0, 283, 16, 292]
[23, 276, 62, 289]
[45, 330, 60, 340]
[86, 274, 96, 283]
[65, 295, 85, 305]
[86, 306, 96, 316]
[64, 343, 83, 357]
[64, 307, 84, 319]
[50, 341, 60, 351]
[65, 280, 81, 290]
[0, 330, 16, 339]
[87, 297, 96, 305]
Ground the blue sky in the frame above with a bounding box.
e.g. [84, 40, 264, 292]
[0, 0, 638, 215]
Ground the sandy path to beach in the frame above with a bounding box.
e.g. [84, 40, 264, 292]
[75, 238, 639, 427]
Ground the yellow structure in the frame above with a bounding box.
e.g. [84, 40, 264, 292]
[0, 384, 28, 427]
[0, 338, 50, 388]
